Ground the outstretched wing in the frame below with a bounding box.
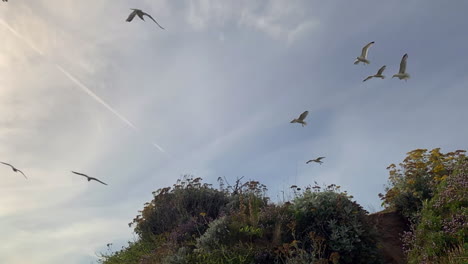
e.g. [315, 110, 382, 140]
[16, 169, 27, 179]
[361, 41, 375, 58]
[0, 161, 13, 168]
[306, 160, 313, 164]
[142, 12, 165, 29]
[71, 171, 89, 178]
[298, 111, 309, 121]
[399, 54, 408, 74]
[377, 65, 386, 75]
[90, 177, 108, 186]
[316, 157, 325, 161]
[126, 10, 138, 22]
[363, 76, 373, 82]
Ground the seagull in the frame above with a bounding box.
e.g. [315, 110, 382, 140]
[354, 41, 375, 65]
[290, 111, 309, 127]
[0, 162, 27, 179]
[72, 171, 108, 185]
[392, 53, 410, 81]
[363, 65, 386, 82]
[306, 157, 325, 165]
[126, 9, 165, 30]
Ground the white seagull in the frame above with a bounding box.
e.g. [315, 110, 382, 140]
[354, 41, 375, 65]
[72, 171, 108, 185]
[392, 53, 410, 81]
[290, 111, 309, 127]
[363, 65, 386, 82]
[1, 162, 27, 179]
[126, 9, 165, 30]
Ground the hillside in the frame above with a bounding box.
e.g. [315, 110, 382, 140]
[98, 149, 467, 264]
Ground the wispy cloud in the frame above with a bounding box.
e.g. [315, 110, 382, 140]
[1, 1, 468, 264]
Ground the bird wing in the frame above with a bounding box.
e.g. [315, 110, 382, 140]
[90, 177, 108, 185]
[126, 10, 138, 22]
[363, 76, 373, 82]
[142, 12, 165, 29]
[399, 54, 408, 74]
[0, 161, 13, 168]
[361, 41, 374, 58]
[16, 169, 27, 179]
[306, 160, 312, 164]
[72, 171, 89, 178]
[298, 111, 309, 121]
[317, 157, 325, 161]
[377, 65, 386, 75]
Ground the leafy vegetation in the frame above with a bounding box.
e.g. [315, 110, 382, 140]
[99, 148, 467, 264]
[380, 148, 468, 263]
[379, 148, 466, 220]
[99, 176, 381, 264]
[402, 157, 468, 263]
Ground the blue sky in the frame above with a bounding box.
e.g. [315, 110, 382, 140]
[1, 0, 468, 263]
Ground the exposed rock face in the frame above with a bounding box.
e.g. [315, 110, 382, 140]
[368, 211, 408, 264]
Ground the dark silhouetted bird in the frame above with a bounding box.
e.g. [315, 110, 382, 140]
[72, 171, 107, 185]
[126, 9, 164, 29]
[306, 157, 325, 165]
[1, 162, 27, 179]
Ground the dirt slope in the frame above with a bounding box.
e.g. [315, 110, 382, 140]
[368, 211, 408, 264]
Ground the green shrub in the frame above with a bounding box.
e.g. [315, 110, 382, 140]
[379, 148, 466, 221]
[195, 216, 230, 252]
[132, 176, 231, 241]
[97, 239, 155, 264]
[404, 158, 468, 263]
[292, 185, 381, 264]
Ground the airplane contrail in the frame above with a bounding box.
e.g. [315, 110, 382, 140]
[0, 19, 166, 153]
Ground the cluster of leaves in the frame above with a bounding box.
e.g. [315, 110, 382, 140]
[99, 177, 382, 264]
[131, 175, 230, 241]
[402, 158, 468, 263]
[292, 184, 381, 264]
[379, 148, 466, 220]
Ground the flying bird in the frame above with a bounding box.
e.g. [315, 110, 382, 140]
[392, 53, 410, 81]
[0, 162, 27, 179]
[290, 111, 309, 127]
[354, 41, 375, 65]
[306, 157, 325, 165]
[363, 65, 386, 82]
[126, 9, 165, 30]
[72, 171, 108, 185]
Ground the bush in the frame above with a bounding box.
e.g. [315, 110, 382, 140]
[379, 148, 466, 221]
[404, 158, 468, 263]
[132, 176, 231, 241]
[292, 184, 382, 264]
[100, 178, 383, 264]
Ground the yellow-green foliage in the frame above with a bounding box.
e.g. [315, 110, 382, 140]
[403, 158, 468, 263]
[380, 148, 466, 220]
